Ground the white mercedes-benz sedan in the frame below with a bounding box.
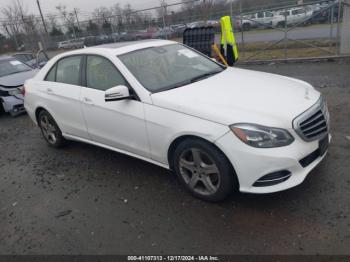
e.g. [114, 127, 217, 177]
[24, 40, 330, 201]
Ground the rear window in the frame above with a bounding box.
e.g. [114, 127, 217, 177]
[45, 64, 56, 82]
[56, 56, 82, 86]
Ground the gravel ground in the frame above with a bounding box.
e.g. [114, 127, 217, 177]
[0, 60, 349, 255]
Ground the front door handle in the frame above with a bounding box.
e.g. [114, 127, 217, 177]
[46, 88, 53, 93]
[83, 97, 94, 105]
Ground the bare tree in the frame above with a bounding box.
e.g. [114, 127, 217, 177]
[1, 3, 22, 38]
[47, 14, 58, 30]
[56, 4, 77, 37]
[181, 0, 197, 21]
[112, 3, 124, 32]
[92, 7, 112, 29]
[123, 3, 133, 30]
[157, 0, 169, 27]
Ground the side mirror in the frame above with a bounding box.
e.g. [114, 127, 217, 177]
[105, 85, 132, 102]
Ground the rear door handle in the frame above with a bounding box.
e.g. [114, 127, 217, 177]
[83, 97, 94, 105]
[46, 88, 53, 93]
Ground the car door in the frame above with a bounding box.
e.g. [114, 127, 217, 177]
[41, 55, 89, 139]
[80, 55, 150, 158]
[256, 12, 264, 26]
[264, 11, 274, 26]
[291, 9, 304, 24]
[291, 10, 298, 24]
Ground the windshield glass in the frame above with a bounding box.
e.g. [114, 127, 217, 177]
[0, 59, 32, 78]
[118, 44, 224, 92]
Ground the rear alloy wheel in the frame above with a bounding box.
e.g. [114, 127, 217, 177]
[173, 139, 237, 202]
[38, 110, 66, 148]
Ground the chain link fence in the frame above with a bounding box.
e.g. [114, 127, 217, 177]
[1, 0, 349, 62]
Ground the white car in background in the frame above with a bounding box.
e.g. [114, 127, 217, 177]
[248, 11, 276, 27]
[58, 39, 84, 49]
[57, 41, 70, 49]
[24, 40, 330, 201]
[274, 7, 313, 27]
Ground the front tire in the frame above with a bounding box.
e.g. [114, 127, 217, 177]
[38, 110, 66, 148]
[173, 138, 237, 202]
[0, 102, 4, 116]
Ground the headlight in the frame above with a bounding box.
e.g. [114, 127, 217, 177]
[8, 87, 22, 96]
[230, 123, 294, 148]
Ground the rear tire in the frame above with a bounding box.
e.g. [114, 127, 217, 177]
[277, 21, 286, 28]
[173, 138, 238, 202]
[38, 110, 67, 148]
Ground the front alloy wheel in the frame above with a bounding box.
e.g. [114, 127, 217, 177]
[173, 139, 237, 202]
[179, 148, 220, 196]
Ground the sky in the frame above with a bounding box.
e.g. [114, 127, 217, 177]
[0, 0, 181, 20]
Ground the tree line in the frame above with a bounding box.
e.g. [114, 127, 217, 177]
[0, 0, 322, 52]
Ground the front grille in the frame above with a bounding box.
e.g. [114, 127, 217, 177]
[293, 96, 330, 142]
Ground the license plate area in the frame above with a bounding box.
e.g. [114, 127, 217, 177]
[318, 135, 329, 156]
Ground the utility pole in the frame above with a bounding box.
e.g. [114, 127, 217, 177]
[74, 8, 81, 31]
[17, 0, 28, 33]
[160, 0, 167, 31]
[340, 0, 350, 54]
[36, 0, 48, 35]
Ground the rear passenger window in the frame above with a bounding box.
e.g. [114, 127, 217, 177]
[86, 55, 128, 91]
[56, 56, 82, 85]
[45, 64, 56, 82]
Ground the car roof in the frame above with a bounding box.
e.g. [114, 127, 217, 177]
[0, 56, 13, 61]
[58, 39, 176, 58]
[94, 39, 167, 49]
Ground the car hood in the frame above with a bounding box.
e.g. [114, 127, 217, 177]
[0, 69, 38, 88]
[151, 67, 320, 128]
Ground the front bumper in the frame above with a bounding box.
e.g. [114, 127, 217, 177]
[0, 95, 25, 117]
[215, 131, 330, 194]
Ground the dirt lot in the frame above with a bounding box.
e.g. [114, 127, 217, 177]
[0, 60, 349, 255]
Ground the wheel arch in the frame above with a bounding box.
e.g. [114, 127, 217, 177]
[167, 134, 240, 192]
[35, 106, 57, 127]
[167, 135, 234, 172]
[35, 106, 47, 124]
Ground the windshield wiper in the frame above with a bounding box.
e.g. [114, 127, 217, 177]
[189, 70, 222, 84]
[156, 70, 223, 93]
[161, 80, 192, 92]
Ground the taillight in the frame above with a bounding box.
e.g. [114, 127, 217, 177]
[21, 85, 26, 96]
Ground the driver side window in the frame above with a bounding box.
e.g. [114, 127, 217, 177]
[86, 55, 128, 91]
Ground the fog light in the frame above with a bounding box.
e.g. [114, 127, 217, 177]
[253, 170, 291, 187]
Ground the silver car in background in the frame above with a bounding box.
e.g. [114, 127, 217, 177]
[0, 56, 38, 116]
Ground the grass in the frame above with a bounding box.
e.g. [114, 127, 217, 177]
[170, 35, 337, 61]
[240, 46, 337, 61]
[236, 38, 337, 61]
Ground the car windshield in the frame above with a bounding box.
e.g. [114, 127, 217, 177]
[118, 44, 225, 93]
[0, 59, 32, 78]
